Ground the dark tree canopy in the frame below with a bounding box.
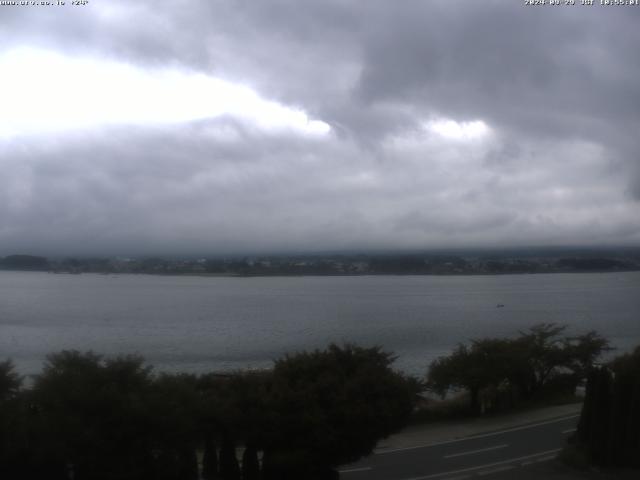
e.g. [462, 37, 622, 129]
[428, 339, 519, 413]
[0, 359, 22, 402]
[30, 351, 157, 480]
[576, 346, 640, 468]
[263, 344, 420, 475]
[427, 324, 610, 413]
[0, 344, 420, 480]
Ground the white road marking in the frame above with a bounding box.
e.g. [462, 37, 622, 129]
[562, 428, 576, 434]
[338, 466, 372, 474]
[441, 475, 471, 480]
[377, 414, 579, 454]
[534, 455, 557, 463]
[443, 444, 508, 459]
[478, 465, 514, 476]
[399, 448, 562, 480]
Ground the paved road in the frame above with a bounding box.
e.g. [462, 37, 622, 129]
[339, 414, 579, 480]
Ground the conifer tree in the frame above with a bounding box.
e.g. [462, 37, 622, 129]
[202, 436, 218, 480]
[627, 381, 640, 467]
[219, 435, 240, 480]
[576, 368, 596, 444]
[178, 447, 199, 480]
[241, 444, 260, 480]
[589, 367, 612, 465]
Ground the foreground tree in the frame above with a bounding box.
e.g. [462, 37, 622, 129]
[575, 346, 640, 468]
[201, 435, 218, 480]
[2, 345, 421, 479]
[148, 373, 201, 480]
[514, 324, 610, 398]
[29, 351, 156, 480]
[0, 360, 25, 479]
[0, 360, 22, 402]
[241, 444, 260, 480]
[427, 324, 610, 413]
[262, 344, 420, 479]
[427, 339, 517, 413]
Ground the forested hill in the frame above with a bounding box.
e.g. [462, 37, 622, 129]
[0, 254, 49, 271]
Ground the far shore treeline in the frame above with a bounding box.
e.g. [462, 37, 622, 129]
[2, 324, 637, 478]
[1, 248, 640, 276]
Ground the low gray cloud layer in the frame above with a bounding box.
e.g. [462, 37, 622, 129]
[1, 1, 639, 255]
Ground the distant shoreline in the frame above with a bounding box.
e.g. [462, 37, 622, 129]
[1, 268, 638, 278]
[2, 251, 640, 277]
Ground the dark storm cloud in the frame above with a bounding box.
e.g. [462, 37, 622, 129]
[0, 121, 363, 254]
[0, 0, 639, 255]
[354, 2, 640, 173]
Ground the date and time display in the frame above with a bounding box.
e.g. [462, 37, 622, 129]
[525, 0, 638, 5]
[0, 1, 89, 6]
[2, 0, 637, 7]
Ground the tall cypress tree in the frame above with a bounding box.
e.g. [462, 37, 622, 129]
[260, 449, 276, 480]
[241, 445, 260, 480]
[591, 367, 612, 466]
[178, 447, 199, 480]
[202, 436, 218, 480]
[219, 435, 240, 480]
[577, 362, 640, 468]
[607, 370, 626, 465]
[628, 381, 640, 467]
[576, 368, 596, 444]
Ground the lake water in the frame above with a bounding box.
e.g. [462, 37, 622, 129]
[1, 271, 639, 377]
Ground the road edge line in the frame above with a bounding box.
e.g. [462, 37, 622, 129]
[377, 414, 579, 454]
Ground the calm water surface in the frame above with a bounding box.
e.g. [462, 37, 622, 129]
[1, 271, 639, 376]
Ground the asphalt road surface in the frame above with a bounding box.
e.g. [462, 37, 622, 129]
[339, 414, 579, 480]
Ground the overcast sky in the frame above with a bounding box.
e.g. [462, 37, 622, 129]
[1, 0, 639, 256]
